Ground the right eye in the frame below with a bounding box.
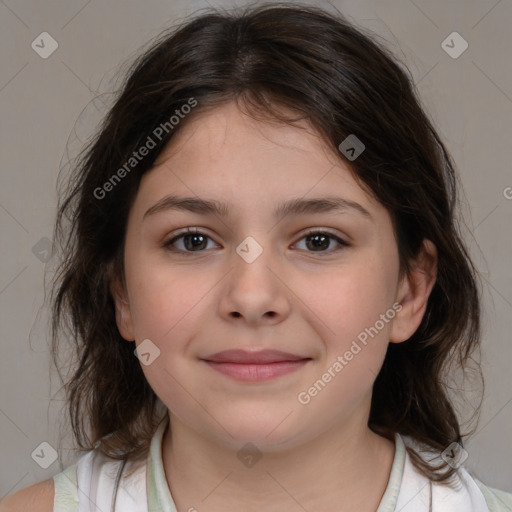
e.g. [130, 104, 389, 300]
[163, 228, 220, 254]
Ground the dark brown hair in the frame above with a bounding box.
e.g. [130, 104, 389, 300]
[51, 2, 482, 482]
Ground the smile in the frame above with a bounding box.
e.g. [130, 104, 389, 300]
[199, 349, 312, 382]
[201, 360, 311, 381]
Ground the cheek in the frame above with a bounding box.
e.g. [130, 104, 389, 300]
[328, 262, 394, 317]
[317, 257, 397, 358]
[297, 265, 396, 418]
[125, 257, 213, 344]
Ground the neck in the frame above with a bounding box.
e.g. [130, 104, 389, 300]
[161, 410, 395, 512]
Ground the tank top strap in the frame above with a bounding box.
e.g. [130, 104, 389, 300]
[395, 436, 492, 512]
[53, 449, 147, 512]
[53, 461, 79, 512]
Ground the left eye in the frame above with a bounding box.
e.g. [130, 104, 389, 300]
[293, 231, 348, 253]
[163, 229, 348, 254]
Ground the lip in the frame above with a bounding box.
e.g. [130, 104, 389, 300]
[200, 349, 312, 382]
[201, 349, 308, 364]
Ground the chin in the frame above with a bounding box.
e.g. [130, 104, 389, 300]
[207, 411, 303, 451]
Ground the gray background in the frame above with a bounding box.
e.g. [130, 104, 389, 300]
[1, 0, 511, 499]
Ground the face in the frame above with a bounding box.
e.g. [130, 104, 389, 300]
[112, 101, 432, 451]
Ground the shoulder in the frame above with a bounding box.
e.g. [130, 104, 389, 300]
[0, 479, 54, 512]
[399, 436, 512, 512]
[474, 479, 512, 512]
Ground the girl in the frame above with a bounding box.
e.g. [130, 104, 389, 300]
[3, 3, 511, 511]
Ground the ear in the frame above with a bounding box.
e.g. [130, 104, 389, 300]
[109, 266, 135, 342]
[389, 239, 437, 344]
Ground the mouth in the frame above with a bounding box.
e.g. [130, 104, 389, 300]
[199, 349, 312, 381]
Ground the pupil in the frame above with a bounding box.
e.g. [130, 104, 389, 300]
[186, 234, 206, 250]
[308, 234, 328, 251]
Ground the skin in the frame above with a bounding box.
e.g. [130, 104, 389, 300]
[111, 101, 437, 512]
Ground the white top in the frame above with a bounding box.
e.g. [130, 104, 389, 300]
[52, 415, 512, 512]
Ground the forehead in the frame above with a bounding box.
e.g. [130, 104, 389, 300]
[133, 101, 385, 222]
[154, 101, 338, 170]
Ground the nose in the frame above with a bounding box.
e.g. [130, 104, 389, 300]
[218, 239, 292, 326]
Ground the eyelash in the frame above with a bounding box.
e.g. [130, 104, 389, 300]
[163, 228, 349, 256]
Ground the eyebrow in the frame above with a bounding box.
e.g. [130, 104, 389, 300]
[143, 195, 373, 221]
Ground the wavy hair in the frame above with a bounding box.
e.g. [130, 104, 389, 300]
[50, 2, 482, 482]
